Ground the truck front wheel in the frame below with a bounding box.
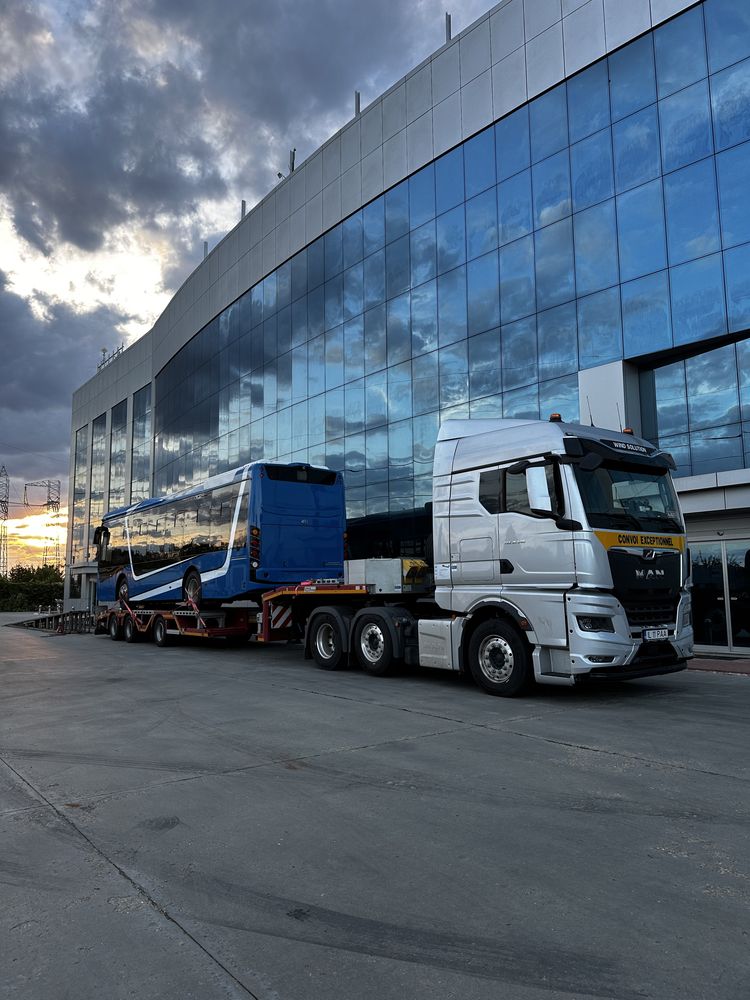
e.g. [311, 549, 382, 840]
[153, 616, 170, 648]
[108, 614, 122, 641]
[354, 614, 395, 676]
[467, 619, 532, 697]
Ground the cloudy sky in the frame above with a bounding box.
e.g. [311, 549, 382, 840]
[0, 0, 489, 566]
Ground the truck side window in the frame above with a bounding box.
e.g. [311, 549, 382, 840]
[503, 463, 561, 517]
[478, 469, 502, 514]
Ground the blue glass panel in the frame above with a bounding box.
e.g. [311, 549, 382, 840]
[659, 79, 713, 172]
[263, 316, 276, 363]
[435, 145, 464, 214]
[277, 305, 291, 355]
[437, 266, 468, 346]
[363, 197, 385, 256]
[616, 179, 667, 282]
[412, 351, 439, 415]
[291, 250, 307, 301]
[363, 248, 385, 309]
[439, 341, 469, 407]
[413, 411, 440, 471]
[342, 211, 363, 269]
[469, 328, 501, 399]
[539, 374, 580, 423]
[386, 235, 410, 299]
[324, 327, 343, 390]
[654, 6, 707, 98]
[436, 205, 466, 274]
[711, 58, 750, 151]
[705, 0, 750, 74]
[498, 169, 533, 245]
[670, 253, 727, 346]
[686, 345, 740, 428]
[738, 339, 750, 419]
[324, 275, 343, 330]
[724, 244, 750, 332]
[503, 384, 539, 419]
[263, 361, 277, 415]
[466, 187, 499, 260]
[533, 150, 571, 228]
[251, 284, 263, 327]
[388, 362, 412, 424]
[343, 315, 363, 384]
[570, 130, 614, 212]
[538, 301, 578, 380]
[411, 280, 438, 356]
[609, 35, 656, 122]
[343, 262, 363, 321]
[622, 271, 672, 358]
[325, 227, 343, 279]
[388, 418, 413, 478]
[263, 273, 277, 316]
[568, 60, 610, 144]
[307, 335, 325, 396]
[467, 252, 500, 335]
[690, 421, 743, 474]
[409, 164, 435, 229]
[530, 85, 568, 162]
[499, 235, 535, 324]
[664, 159, 720, 266]
[291, 298, 307, 348]
[464, 128, 496, 198]
[717, 141, 750, 246]
[307, 237, 325, 289]
[534, 218, 575, 310]
[410, 220, 437, 286]
[469, 394, 502, 417]
[502, 315, 537, 390]
[654, 362, 688, 437]
[577, 287, 622, 369]
[613, 106, 660, 193]
[325, 387, 345, 439]
[574, 200, 619, 296]
[307, 284, 324, 339]
[385, 182, 409, 242]
[277, 263, 291, 311]
[495, 106, 530, 181]
[365, 371, 387, 428]
[364, 304, 386, 372]
[292, 400, 308, 451]
[387, 292, 411, 366]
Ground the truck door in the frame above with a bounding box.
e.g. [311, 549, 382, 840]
[448, 468, 501, 589]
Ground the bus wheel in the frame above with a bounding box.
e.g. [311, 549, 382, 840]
[117, 576, 129, 606]
[310, 614, 347, 670]
[123, 616, 139, 643]
[183, 570, 202, 608]
[153, 616, 170, 647]
[467, 619, 532, 697]
[108, 614, 122, 641]
[354, 614, 395, 676]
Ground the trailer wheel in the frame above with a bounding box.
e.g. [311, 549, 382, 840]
[183, 569, 202, 608]
[153, 616, 170, 648]
[467, 618, 532, 697]
[108, 613, 122, 641]
[310, 613, 347, 670]
[354, 614, 395, 676]
[116, 576, 129, 605]
[123, 616, 139, 643]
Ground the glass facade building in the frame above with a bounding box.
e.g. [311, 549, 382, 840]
[67, 0, 750, 651]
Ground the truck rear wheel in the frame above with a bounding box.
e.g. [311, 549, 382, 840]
[123, 616, 139, 643]
[153, 616, 170, 647]
[310, 613, 347, 670]
[354, 614, 395, 676]
[467, 618, 532, 697]
[108, 614, 122, 641]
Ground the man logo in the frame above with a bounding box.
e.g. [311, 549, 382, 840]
[636, 568, 665, 579]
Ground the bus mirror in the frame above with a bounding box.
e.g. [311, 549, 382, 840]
[93, 527, 101, 545]
[579, 452, 603, 471]
[526, 466, 552, 514]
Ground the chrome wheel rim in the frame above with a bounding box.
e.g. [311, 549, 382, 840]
[315, 623, 336, 660]
[360, 622, 385, 664]
[478, 635, 514, 684]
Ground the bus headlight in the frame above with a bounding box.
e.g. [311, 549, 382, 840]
[577, 615, 615, 633]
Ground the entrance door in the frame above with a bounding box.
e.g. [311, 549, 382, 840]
[691, 539, 750, 653]
[726, 541, 750, 649]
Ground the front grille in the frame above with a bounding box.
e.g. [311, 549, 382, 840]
[621, 598, 678, 630]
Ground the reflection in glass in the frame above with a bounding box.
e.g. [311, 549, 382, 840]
[670, 254, 727, 346]
[411, 280, 438, 356]
[685, 345, 739, 429]
[498, 169, 533, 245]
[534, 219, 575, 311]
[609, 35, 656, 122]
[726, 540, 750, 647]
[469, 328, 501, 400]
[439, 341, 469, 407]
[613, 106, 660, 193]
[539, 374, 579, 423]
[501, 315, 537, 391]
[500, 235, 535, 324]
[435, 145, 464, 214]
[530, 86, 568, 163]
[654, 6, 706, 98]
[659, 79, 713, 173]
[464, 128, 496, 199]
[570, 129, 614, 211]
[385, 182, 409, 243]
[691, 542, 728, 646]
[387, 293, 411, 367]
[412, 351, 439, 415]
[716, 141, 750, 247]
[388, 362, 412, 423]
[711, 58, 750, 152]
[664, 158, 720, 266]
[466, 188, 498, 260]
[567, 60, 610, 144]
[616, 179, 667, 282]
[436, 206, 466, 274]
[622, 271, 672, 358]
[538, 301, 577, 380]
[704, 0, 750, 75]
[467, 252, 500, 335]
[410, 221, 437, 286]
[495, 106, 530, 181]
[532, 150, 571, 228]
[577, 287, 622, 369]
[437, 266, 468, 346]
[573, 200, 619, 297]
[409, 163, 435, 229]
[724, 244, 750, 332]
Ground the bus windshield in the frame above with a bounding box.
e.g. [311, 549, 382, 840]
[573, 463, 684, 533]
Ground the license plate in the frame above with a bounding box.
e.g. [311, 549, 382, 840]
[644, 627, 669, 640]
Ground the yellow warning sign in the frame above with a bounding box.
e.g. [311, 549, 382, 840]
[594, 530, 685, 552]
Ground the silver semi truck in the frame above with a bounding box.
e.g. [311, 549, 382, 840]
[262, 416, 694, 696]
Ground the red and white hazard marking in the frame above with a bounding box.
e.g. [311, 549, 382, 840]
[270, 604, 292, 631]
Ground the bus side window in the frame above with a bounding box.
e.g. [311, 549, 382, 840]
[233, 489, 249, 549]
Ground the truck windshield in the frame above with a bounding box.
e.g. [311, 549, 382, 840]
[573, 463, 684, 533]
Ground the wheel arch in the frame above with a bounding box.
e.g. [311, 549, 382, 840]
[350, 605, 414, 662]
[460, 602, 532, 675]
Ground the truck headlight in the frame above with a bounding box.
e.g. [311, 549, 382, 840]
[577, 615, 615, 633]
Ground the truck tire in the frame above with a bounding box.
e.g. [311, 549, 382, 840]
[153, 616, 170, 647]
[354, 613, 395, 676]
[108, 613, 122, 641]
[123, 616, 139, 643]
[183, 569, 202, 608]
[310, 613, 347, 670]
[467, 618, 532, 697]
[116, 576, 129, 606]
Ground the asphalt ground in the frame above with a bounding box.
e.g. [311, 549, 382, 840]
[1, 615, 748, 1000]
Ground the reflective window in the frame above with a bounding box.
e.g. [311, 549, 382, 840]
[622, 271, 672, 358]
[539, 374, 579, 423]
[364, 305, 386, 372]
[570, 129, 614, 211]
[411, 280, 438, 355]
[495, 106, 530, 181]
[410, 221, 437, 286]
[437, 266, 468, 346]
[716, 141, 750, 247]
[498, 169, 533, 245]
[659, 79, 713, 172]
[385, 182, 409, 243]
[324, 275, 343, 330]
[464, 128, 496, 198]
[325, 228, 343, 279]
[711, 58, 750, 151]
[538, 301, 577, 380]
[439, 341, 469, 407]
[343, 262, 364, 321]
[530, 86, 568, 162]
[616, 179, 667, 282]
[654, 362, 688, 437]
[412, 351, 439, 415]
[435, 145, 464, 214]
[436, 206, 466, 274]
[386, 235, 410, 299]
[409, 164, 435, 229]
[503, 383, 539, 419]
[577, 287, 622, 369]
[723, 243, 750, 332]
[705, 0, 750, 74]
[502, 315, 537, 390]
[342, 212, 363, 268]
[609, 35, 656, 122]
[387, 362, 412, 423]
[466, 188, 498, 260]
[670, 253, 727, 346]
[686, 345, 740, 429]
[573, 200, 619, 296]
[568, 60, 610, 144]
[534, 219, 575, 311]
[363, 249, 385, 309]
[664, 158, 720, 265]
[613, 106, 660, 193]
[499, 235, 535, 324]
[533, 150, 571, 228]
[469, 328, 501, 400]
[467, 252, 500, 335]
[387, 293, 411, 367]
[654, 6, 707, 98]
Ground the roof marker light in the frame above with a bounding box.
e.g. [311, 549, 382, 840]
[549, 413, 563, 422]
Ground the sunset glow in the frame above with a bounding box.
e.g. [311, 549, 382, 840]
[5, 509, 68, 570]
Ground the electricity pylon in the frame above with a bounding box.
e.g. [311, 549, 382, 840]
[0, 466, 8, 577]
[24, 479, 61, 568]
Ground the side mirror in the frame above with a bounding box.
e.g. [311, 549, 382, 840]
[526, 466, 552, 514]
[93, 527, 102, 546]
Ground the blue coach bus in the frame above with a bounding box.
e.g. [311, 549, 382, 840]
[95, 462, 346, 607]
